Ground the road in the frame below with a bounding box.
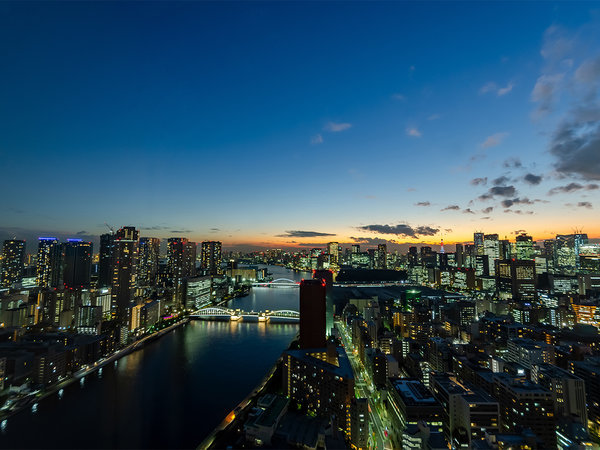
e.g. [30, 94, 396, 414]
[336, 320, 392, 450]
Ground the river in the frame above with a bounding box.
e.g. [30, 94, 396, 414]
[0, 266, 307, 449]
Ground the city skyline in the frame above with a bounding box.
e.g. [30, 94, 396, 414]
[1, 2, 600, 250]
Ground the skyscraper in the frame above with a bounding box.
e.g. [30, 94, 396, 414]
[201, 241, 222, 275]
[474, 232, 484, 256]
[483, 234, 499, 276]
[376, 244, 387, 269]
[36, 237, 62, 288]
[111, 227, 139, 326]
[98, 233, 115, 288]
[1, 240, 25, 288]
[138, 237, 160, 286]
[327, 242, 339, 267]
[167, 238, 196, 308]
[63, 239, 92, 289]
[299, 278, 326, 349]
[516, 234, 534, 260]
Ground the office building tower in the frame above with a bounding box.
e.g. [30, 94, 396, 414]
[111, 227, 139, 326]
[98, 233, 115, 288]
[483, 234, 500, 275]
[351, 398, 369, 449]
[167, 238, 196, 308]
[474, 232, 484, 256]
[327, 241, 339, 267]
[1, 240, 26, 288]
[36, 237, 62, 288]
[138, 237, 160, 286]
[63, 239, 92, 289]
[201, 241, 222, 276]
[352, 244, 360, 254]
[376, 244, 387, 269]
[455, 243, 464, 268]
[516, 234, 534, 260]
[313, 269, 334, 336]
[408, 246, 419, 266]
[299, 278, 326, 349]
[495, 259, 537, 301]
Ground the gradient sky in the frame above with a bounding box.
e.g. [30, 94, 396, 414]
[1, 1, 599, 252]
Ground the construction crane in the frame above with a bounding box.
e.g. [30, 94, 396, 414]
[104, 223, 115, 235]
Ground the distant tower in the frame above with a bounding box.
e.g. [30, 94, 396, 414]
[440, 239, 445, 254]
[36, 237, 62, 288]
[1, 240, 26, 288]
[63, 239, 93, 289]
[201, 241, 222, 276]
[112, 227, 139, 327]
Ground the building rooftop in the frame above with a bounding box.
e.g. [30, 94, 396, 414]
[283, 346, 354, 380]
[391, 379, 438, 406]
[432, 375, 496, 403]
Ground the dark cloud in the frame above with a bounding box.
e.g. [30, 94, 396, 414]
[76, 230, 88, 235]
[577, 201, 593, 209]
[503, 158, 522, 169]
[441, 205, 460, 211]
[462, 208, 476, 214]
[481, 216, 491, 220]
[501, 197, 535, 208]
[470, 177, 488, 186]
[482, 207, 494, 214]
[492, 176, 510, 185]
[415, 201, 431, 207]
[479, 185, 517, 200]
[277, 230, 336, 238]
[523, 173, 543, 185]
[550, 120, 600, 180]
[210, 228, 220, 231]
[548, 182, 599, 195]
[504, 210, 534, 215]
[170, 229, 192, 234]
[349, 237, 399, 246]
[357, 224, 439, 238]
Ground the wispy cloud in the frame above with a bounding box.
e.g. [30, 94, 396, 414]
[548, 182, 599, 195]
[480, 81, 514, 96]
[470, 177, 488, 186]
[277, 230, 336, 238]
[481, 132, 508, 149]
[406, 127, 422, 137]
[415, 201, 431, 207]
[392, 93, 406, 101]
[324, 122, 352, 132]
[310, 134, 323, 145]
[441, 205, 460, 211]
[427, 113, 441, 121]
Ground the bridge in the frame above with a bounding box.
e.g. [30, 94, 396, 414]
[189, 306, 299, 323]
[250, 278, 300, 288]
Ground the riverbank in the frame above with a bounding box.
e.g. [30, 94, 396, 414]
[0, 317, 189, 424]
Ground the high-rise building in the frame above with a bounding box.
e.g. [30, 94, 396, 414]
[352, 244, 360, 254]
[201, 241, 222, 276]
[474, 232, 484, 256]
[138, 237, 160, 286]
[1, 239, 26, 288]
[483, 234, 499, 275]
[167, 238, 196, 308]
[516, 234, 534, 260]
[327, 242, 339, 267]
[299, 278, 326, 349]
[98, 233, 115, 288]
[376, 244, 387, 269]
[455, 244, 464, 268]
[63, 239, 92, 289]
[36, 237, 62, 288]
[111, 227, 139, 326]
[495, 259, 537, 301]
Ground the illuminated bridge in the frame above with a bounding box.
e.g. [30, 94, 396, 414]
[189, 307, 299, 322]
[250, 278, 300, 288]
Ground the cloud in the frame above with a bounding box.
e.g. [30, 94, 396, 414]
[406, 127, 422, 137]
[548, 182, 599, 195]
[480, 81, 514, 96]
[578, 201, 593, 209]
[503, 157, 522, 169]
[392, 93, 406, 101]
[492, 176, 510, 185]
[549, 119, 600, 180]
[481, 132, 508, 149]
[415, 201, 431, 207]
[357, 224, 439, 238]
[531, 74, 564, 116]
[277, 230, 336, 238]
[501, 197, 535, 208]
[441, 205, 460, 211]
[76, 230, 88, 235]
[479, 185, 517, 200]
[482, 207, 494, 214]
[324, 122, 352, 132]
[427, 114, 441, 121]
[169, 229, 192, 234]
[523, 173, 543, 185]
[470, 177, 488, 186]
[350, 237, 400, 246]
[310, 134, 323, 145]
[462, 208, 476, 214]
[497, 82, 515, 96]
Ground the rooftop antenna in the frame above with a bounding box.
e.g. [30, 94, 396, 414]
[104, 223, 115, 235]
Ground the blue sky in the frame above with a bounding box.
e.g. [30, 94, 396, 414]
[1, 1, 599, 251]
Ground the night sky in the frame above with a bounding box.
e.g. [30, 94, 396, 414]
[1, 1, 599, 251]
